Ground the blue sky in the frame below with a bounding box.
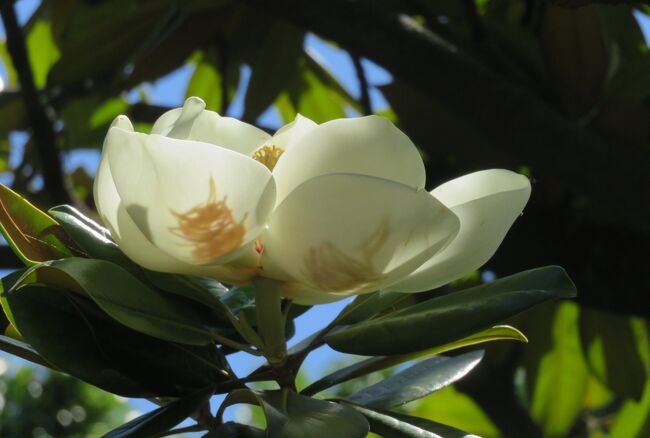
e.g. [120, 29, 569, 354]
[2, 0, 650, 431]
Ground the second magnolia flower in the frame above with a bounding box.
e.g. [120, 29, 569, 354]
[94, 97, 530, 304]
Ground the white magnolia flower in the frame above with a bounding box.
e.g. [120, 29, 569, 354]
[94, 97, 530, 304]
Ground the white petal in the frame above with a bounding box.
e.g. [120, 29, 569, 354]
[105, 127, 276, 266]
[386, 169, 531, 292]
[151, 97, 270, 155]
[271, 116, 426, 205]
[266, 114, 317, 151]
[261, 173, 459, 294]
[94, 144, 256, 284]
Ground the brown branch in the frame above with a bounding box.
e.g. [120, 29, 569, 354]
[0, 1, 71, 205]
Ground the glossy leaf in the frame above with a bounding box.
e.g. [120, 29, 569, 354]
[345, 350, 484, 409]
[221, 389, 369, 438]
[5, 283, 229, 397]
[6, 284, 150, 396]
[1, 268, 27, 331]
[205, 422, 265, 438]
[17, 257, 218, 345]
[50, 205, 237, 321]
[49, 205, 139, 272]
[326, 266, 575, 355]
[103, 386, 214, 438]
[0, 183, 74, 265]
[0, 334, 52, 369]
[302, 325, 526, 396]
[348, 404, 479, 438]
[335, 291, 411, 326]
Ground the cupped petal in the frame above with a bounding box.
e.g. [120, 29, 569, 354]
[271, 116, 426, 205]
[151, 97, 270, 155]
[104, 126, 276, 266]
[260, 173, 459, 295]
[386, 169, 531, 293]
[267, 114, 317, 151]
[248, 115, 318, 172]
[94, 142, 256, 284]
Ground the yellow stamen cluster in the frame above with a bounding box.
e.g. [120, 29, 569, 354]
[170, 178, 246, 262]
[252, 145, 284, 171]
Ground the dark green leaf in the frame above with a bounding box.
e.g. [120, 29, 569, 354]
[302, 326, 525, 396]
[48, 1, 170, 86]
[60, 96, 129, 150]
[1, 268, 30, 330]
[18, 257, 218, 345]
[6, 284, 150, 396]
[221, 286, 256, 317]
[335, 291, 411, 325]
[326, 266, 575, 355]
[348, 404, 479, 438]
[5, 284, 229, 396]
[205, 422, 265, 438]
[103, 386, 214, 438]
[345, 350, 484, 409]
[0, 334, 52, 369]
[0, 92, 27, 134]
[221, 389, 369, 438]
[0, 183, 74, 265]
[49, 205, 139, 272]
[242, 22, 304, 121]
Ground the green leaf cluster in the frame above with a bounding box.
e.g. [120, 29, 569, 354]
[0, 180, 579, 436]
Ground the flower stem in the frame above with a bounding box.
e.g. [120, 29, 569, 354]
[253, 277, 288, 368]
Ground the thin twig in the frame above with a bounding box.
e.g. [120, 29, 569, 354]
[211, 332, 263, 356]
[0, 1, 71, 205]
[351, 53, 372, 115]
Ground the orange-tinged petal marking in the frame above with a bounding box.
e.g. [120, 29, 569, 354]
[170, 178, 246, 263]
[303, 221, 390, 292]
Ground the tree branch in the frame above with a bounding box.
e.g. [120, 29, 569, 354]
[351, 53, 372, 115]
[0, 1, 71, 205]
[243, 0, 650, 235]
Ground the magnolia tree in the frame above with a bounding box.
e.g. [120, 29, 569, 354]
[0, 97, 575, 437]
